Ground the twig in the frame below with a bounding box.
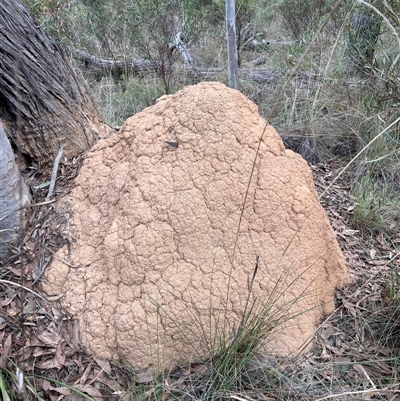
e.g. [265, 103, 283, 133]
[46, 147, 63, 201]
[0, 200, 55, 224]
[230, 394, 255, 401]
[356, 0, 400, 53]
[32, 236, 52, 285]
[315, 383, 400, 401]
[48, 248, 80, 268]
[0, 279, 49, 301]
[357, 363, 377, 389]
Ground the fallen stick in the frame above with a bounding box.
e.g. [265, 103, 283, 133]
[46, 147, 63, 201]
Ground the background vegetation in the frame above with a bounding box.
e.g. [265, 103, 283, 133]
[2, 0, 399, 399]
[22, 0, 400, 237]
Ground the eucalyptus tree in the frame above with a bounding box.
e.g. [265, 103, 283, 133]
[0, 0, 104, 165]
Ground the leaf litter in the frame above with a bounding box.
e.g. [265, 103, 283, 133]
[0, 154, 399, 400]
[1, 152, 131, 400]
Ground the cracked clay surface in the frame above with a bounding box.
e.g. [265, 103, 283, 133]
[43, 82, 349, 370]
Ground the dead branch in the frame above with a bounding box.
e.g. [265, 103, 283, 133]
[72, 49, 278, 83]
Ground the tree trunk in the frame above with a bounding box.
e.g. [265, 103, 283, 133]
[345, 6, 382, 74]
[0, 0, 104, 165]
[226, 0, 238, 89]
